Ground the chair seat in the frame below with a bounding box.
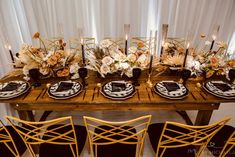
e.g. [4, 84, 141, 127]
[93, 125, 137, 157]
[0, 126, 26, 157]
[207, 125, 235, 157]
[148, 123, 196, 157]
[39, 124, 87, 157]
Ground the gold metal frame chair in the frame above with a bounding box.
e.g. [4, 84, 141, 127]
[84, 115, 152, 157]
[165, 37, 186, 50]
[0, 120, 21, 157]
[131, 37, 155, 50]
[69, 38, 96, 51]
[103, 37, 125, 49]
[6, 116, 86, 157]
[219, 128, 235, 157]
[40, 37, 63, 51]
[148, 118, 230, 157]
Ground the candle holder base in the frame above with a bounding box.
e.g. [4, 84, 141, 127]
[146, 74, 153, 88]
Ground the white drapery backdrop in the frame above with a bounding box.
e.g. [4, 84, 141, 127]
[0, 0, 235, 121]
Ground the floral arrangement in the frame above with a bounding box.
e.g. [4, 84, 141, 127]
[17, 32, 83, 80]
[161, 41, 185, 67]
[87, 39, 151, 77]
[198, 41, 229, 78]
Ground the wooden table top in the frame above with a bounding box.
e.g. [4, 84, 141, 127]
[0, 69, 233, 111]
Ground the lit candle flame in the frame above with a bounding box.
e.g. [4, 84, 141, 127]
[161, 40, 165, 46]
[187, 43, 190, 48]
[125, 34, 128, 40]
[8, 45, 11, 50]
[212, 35, 216, 40]
[81, 38, 84, 44]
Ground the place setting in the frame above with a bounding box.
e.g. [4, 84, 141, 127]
[100, 80, 136, 100]
[202, 69, 235, 99]
[0, 80, 30, 100]
[47, 80, 83, 99]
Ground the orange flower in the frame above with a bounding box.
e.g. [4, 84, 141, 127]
[57, 67, 70, 77]
[47, 55, 58, 66]
[210, 57, 219, 67]
[33, 32, 40, 39]
[137, 42, 145, 49]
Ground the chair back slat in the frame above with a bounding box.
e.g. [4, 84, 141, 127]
[156, 118, 230, 157]
[0, 120, 20, 157]
[6, 116, 80, 157]
[84, 115, 151, 157]
[220, 129, 235, 156]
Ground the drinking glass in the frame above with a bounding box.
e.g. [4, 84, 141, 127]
[29, 68, 41, 87]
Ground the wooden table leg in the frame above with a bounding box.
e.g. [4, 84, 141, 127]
[195, 110, 213, 126]
[176, 110, 193, 125]
[17, 110, 35, 121]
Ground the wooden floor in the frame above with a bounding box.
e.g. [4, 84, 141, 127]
[22, 102, 235, 157]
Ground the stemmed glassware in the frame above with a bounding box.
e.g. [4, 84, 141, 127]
[132, 68, 141, 86]
[228, 69, 235, 84]
[29, 68, 41, 87]
[78, 67, 88, 88]
[181, 69, 191, 85]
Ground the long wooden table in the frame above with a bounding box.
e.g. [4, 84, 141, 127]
[1, 69, 233, 125]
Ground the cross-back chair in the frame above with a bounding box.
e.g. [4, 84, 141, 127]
[103, 37, 125, 50]
[6, 116, 87, 157]
[40, 37, 64, 51]
[148, 118, 230, 157]
[131, 37, 155, 51]
[207, 125, 235, 157]
[84, 115, 152, 157]
[0, 120, 26, 157]
[69, 38, 96, 51]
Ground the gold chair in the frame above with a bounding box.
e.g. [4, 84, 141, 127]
[84, 115, 152, 157]
[69, 38, 96, 51]
[0, 120, 26, 157]
[40, 37, 64, 51]
[103, 37, 125, 49]
[131, 37, 155, 51]
[148, 118, 230, 157]
[6, 116, 87, 157]
[207, 125, 235, 157]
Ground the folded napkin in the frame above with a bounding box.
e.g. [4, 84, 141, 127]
[0, 82, 19, 92]
[55, 82, 73, 92]
[163, 82, 180, 92]
[111, 82, 126, 92]
[213, 83, 232, 92]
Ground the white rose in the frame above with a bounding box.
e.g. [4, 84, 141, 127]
[128, 46, 137, 54]
[100, 64, 111, 74]
[71, 73, 79, 79]
[125, 67, 133, 77]
[102, 56, 114, 65]
[39, 67, 50, 75]
[137, 54, 148, 67]
[70, 63, 80, 74]
[127, 54, 137, 63]
[120, 62, 130, 70]
[100, 39, 113, 49]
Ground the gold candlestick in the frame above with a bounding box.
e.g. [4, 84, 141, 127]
[146, 73, 153, 88]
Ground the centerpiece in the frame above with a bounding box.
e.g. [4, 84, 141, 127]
[17, 32, 83, 80]
[86, 38, 151, 78]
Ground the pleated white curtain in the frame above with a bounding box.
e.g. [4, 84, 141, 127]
[0, 0, 235, 120]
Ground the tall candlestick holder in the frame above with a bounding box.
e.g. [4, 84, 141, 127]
[146, 73, 153, 88]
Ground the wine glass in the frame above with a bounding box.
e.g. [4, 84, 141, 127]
[132, 68, 142, 86]
[78, 68, 88, 88]
[28, 68, 41, 87]
[181, 69, 191, 84]
[228, 69, 235, 84]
